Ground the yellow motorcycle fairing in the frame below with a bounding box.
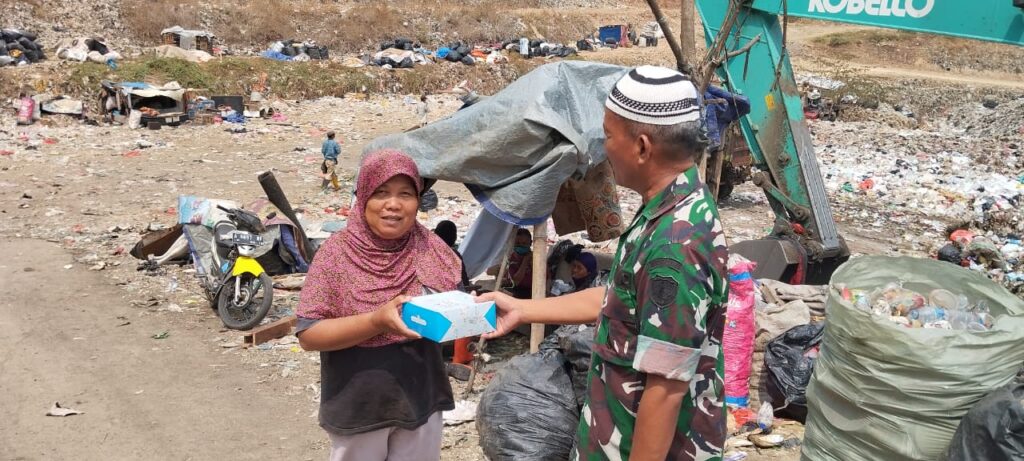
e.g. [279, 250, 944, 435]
[231, 256, 265, 277]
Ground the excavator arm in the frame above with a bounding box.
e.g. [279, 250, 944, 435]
[691, 0, 1024, 283]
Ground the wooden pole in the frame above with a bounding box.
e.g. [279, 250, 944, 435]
[643, 0, 687, 74]
[462, 229, 517, 399]
[493, 230, 515, 296]
[680, 0, 697, 68]
[529, 222, 548, 353]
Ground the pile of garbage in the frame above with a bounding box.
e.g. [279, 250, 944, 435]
[55, 36, 121, 65]
[502, 38, 578, 59]
[935, 227, 1024, 298]
[839, 282, 994, 331]
[1, 28, 45, 66]
[436, 41, 505, 66]
[371, 47, 432, 69]
[262, 40, 329, 62]
[948, 96, 1024, 139]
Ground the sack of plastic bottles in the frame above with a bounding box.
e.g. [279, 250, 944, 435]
[803, 256, 1024, 461]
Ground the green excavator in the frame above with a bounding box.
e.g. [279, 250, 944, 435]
[649, 0, 1024, 283]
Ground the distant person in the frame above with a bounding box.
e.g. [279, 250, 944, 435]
[321, 131, 341, 193]
[568, 251, 598, 292]
[416, 95, 430, 127]
[433, 220, 471, 289]
[487, 228, 533, 298]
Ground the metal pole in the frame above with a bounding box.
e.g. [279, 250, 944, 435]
[529, 222, 548, 353]
[644, 0, 688, 74]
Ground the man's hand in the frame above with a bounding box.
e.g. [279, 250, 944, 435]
[476, 291, 524, 339]
[370, 295, 420, 339]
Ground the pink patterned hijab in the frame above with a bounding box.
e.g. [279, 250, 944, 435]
[297, 150, 461, 347]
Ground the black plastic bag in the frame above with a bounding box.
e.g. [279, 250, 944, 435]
[418, 189, 438, 212]
[477, 350, 579, 461]
[446, 51, 462, 62]
[764, 322, 823, 423]
[945, 373, 1024, 461]
[460, 55, 475, 66]
[540, 325, 595, 409]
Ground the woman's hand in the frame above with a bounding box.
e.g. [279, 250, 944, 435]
[370, 295, 421, 339]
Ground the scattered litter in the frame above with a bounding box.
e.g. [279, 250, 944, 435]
[46, 402, 83, 417]
[151, 331, 170, 340]
[442, 400, 478, 426]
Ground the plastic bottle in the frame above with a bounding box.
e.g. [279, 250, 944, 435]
[756, 401, 774, 432]
[947, 310, 991, 331]
[907, 306, 946, 323]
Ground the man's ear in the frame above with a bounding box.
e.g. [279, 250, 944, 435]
[636, 133, 654, 164]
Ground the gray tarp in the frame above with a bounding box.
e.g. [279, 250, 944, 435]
[802, 256, 1024, 461]
[363, 61, 630, 226]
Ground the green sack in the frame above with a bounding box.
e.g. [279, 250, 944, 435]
[802, 256, 1024, 461]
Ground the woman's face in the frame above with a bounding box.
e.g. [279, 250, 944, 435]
[365, 175, 419, 240]
[571, 260, 589, 280]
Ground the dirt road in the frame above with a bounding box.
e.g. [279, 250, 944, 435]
[0, 239, 323, 460]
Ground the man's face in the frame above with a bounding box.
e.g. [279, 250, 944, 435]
[603, 110, 639, 190]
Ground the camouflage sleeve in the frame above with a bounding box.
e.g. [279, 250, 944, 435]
[632, 242, 715, 382]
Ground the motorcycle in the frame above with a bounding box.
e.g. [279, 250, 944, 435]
[199, 205, 274, 330]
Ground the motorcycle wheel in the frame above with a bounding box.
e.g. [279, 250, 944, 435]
[217, 272, 274, 330]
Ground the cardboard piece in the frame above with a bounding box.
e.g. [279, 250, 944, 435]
[402, 291, 496, 343]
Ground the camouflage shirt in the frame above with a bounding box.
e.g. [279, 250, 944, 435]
[575, 166, 729, 461]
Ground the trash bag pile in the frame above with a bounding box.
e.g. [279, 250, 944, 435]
[538, 325, 594, 409]
[838, 282, 995, 331]
[435, 41, 508, 66]
[56, 37, 121, 64]
[263, 39, 329, 61]
[501, 38, 578, 59]
[0, 28, 45, 66]
[477, 349, 580, 461]
[477, 325, 594, 460]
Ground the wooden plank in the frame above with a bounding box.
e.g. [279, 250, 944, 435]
[243, 315, 297, 347]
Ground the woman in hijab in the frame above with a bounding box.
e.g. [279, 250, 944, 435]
[296, 150, 461, 461]
[570, 251, 598, 292]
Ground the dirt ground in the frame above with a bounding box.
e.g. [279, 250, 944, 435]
[1, 15, 1021, 461]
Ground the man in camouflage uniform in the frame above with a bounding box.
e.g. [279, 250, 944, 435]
[481, 66, 729, 461]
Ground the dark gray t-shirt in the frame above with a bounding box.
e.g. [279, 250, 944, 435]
[296, 317, 454, 436]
